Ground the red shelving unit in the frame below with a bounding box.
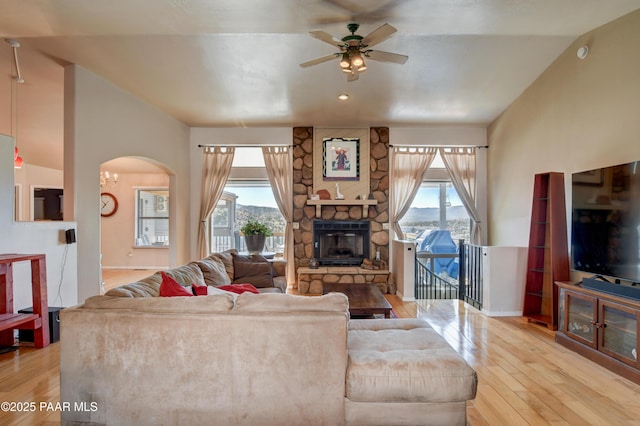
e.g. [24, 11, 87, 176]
[0, 253, 49, 348]
[523, 172, 569, 330]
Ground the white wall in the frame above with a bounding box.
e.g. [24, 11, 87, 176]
[65, 65, 190, 303]
[488, 9, 640, 261]
[0, 135, 78, 310]
[390, 127, 487, 147]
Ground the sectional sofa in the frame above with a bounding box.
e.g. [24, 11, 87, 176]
[59, 253, 478, 425]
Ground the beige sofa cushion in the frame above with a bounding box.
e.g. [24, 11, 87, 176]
[105, 264, 206, 298]
[346, 319, 478, 403]
[196, 257, 232, 286]
[208, 249, 236, 280]
[348, 317, 428, 331]
[235, 292, 349, 313]
[104, 279, 160, 298]
[83, 294, 235, 312]
[163, 262, 205, 287]
[61, 290, 347, 426]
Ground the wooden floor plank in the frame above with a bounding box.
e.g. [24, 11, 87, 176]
[477, 365, 553, 425]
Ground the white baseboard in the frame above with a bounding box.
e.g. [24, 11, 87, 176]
[397, 291, 415, 302]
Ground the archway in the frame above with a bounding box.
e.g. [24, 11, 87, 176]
[99, 156, 173, 293]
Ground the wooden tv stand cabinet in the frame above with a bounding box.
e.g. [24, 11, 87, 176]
[555, 281, 640, 385]
[0, 254, 49, 348]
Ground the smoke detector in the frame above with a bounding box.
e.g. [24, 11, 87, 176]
[577, 46, 589, 60]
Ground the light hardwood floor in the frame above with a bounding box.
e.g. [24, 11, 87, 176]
[2, 273, 640, 425]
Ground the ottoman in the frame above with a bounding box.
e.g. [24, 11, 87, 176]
[345, 319, 478, 426]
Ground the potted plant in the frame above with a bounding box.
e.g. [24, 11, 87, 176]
[240, 220, 272, 254]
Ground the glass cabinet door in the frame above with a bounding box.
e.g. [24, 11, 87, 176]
[563, 289, 597, 348]
[599, 300, 639, 367]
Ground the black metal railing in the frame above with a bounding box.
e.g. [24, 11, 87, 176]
[461, 243, 483, 309]
[415, 251, 459, 299]
[414, 239, 484, 309]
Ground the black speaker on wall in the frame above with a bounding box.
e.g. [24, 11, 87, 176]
[65, 228, 76, 244]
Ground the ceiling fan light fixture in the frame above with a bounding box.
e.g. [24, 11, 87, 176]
[339, 53, 350, 68]
[350, 51, 364, 67]
[301, 22, 407, 82]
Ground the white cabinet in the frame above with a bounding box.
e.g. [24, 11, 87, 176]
[481, 246, 527, 316]
[392, 239, 417, 301]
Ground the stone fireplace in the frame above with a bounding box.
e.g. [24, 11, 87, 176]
[313, 219, 370, 266]
[292, 127, 392, 293]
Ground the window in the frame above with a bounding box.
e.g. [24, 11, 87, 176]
[399, 182, 471, 245]
[398, 149, 471, 245]
[210, 191, 237, 252]
[135, 188, 169, 247]
[209, 147, 285, 254]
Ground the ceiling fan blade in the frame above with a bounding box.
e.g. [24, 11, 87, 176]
[361, 23, 397, 48]
[366, 50, 408, 64]
[347, 69, 359, 82]
[299, 54, 338, 68]
[309, 30, 344, 47]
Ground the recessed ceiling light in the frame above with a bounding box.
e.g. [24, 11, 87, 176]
[337, 93, 350, 101]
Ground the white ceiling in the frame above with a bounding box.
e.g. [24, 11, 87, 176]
[1, 0, 639, 171]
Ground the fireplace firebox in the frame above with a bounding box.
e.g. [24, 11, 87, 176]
[313, 220, 370, 266]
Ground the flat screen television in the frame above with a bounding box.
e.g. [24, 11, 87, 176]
[571, 160, 640, 283]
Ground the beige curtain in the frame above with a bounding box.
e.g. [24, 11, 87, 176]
[439, 147, 482, 245]
[262, 146, 296, 283]
[197, 146, 235, 258]
[390, 146, 438, 240]
[262, 146, 295, 287]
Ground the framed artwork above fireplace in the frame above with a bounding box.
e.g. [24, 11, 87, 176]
[313, 128, 370, 199]
[322, 137, 359, 181]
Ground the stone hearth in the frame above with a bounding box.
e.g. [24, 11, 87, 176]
[297, 266, 390, 295]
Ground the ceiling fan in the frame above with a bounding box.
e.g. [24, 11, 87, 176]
[299, 23, 408, 82]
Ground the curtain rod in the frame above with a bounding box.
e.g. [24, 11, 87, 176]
[199, 143, 487, 148]
[198, 144, 293, 148]
[389, 144, 488, 149]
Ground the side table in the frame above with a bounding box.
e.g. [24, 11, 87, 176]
[0, 254, 49, 348]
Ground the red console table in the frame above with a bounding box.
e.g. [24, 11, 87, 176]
[0, 254, 49, 348]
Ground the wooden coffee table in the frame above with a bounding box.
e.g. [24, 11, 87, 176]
[323, 282, 393, 318]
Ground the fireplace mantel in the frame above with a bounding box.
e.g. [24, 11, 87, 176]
[306, 199, 378, 218]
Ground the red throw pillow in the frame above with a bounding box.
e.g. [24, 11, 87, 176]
[192, 284, 208, 296]
[218, 283, 260, 294]
[159, 272, 193, 297]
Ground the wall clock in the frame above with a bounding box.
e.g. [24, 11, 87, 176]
[100, 192, 118, 217]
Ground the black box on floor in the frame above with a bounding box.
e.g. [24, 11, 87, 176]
[17, 306, 62, 343]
